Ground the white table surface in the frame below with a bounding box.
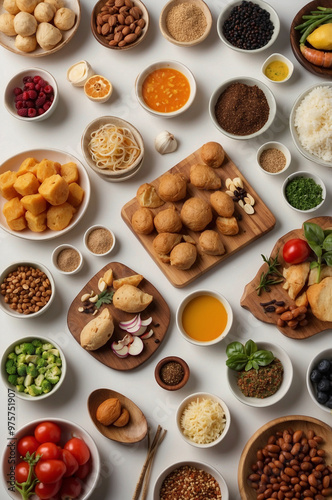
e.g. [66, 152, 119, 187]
[0, 1, 331, 499]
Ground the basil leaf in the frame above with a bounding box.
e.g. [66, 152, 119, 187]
[323, 234, 332, 252]
[324, 229, 332, 238]
[226, 341, 245, 358]
[310, 261, 319, 269]
[307, 240, 322, 258]
[323, 251, 332, 267]
[245, 360, 253, 371]
[245, 339, 257, 357]
[252, 360, 259, 370]
[304, 222, 325, 246]
[252, 350, 274, 366]
[226, 354, 248, 371]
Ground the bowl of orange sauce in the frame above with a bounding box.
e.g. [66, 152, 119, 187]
[176, 289, 233, 346]
[135, 60, 196, 118]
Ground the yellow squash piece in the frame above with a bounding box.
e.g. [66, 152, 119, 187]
[307, 23, 332, 50]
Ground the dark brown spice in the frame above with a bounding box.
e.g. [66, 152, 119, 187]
[215, 82, 269, 136]
[160, 465, 221, 499]
[160, 361, 184, 386]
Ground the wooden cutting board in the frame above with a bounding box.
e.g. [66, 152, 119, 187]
[241, 216, 332, 340]
[121, 145, 276, 288]
[67, 262, 170, 370]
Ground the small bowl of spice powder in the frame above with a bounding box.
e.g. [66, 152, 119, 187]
[155, 356, 190, 391]
[84, 225, 116, 256]
[159, 0, 212, 47]
[52, 245, 83, 275]
[282, 171, 326, 213]
[257, 141, 291, 175]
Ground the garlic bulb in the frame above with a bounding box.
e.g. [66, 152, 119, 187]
[67, 60, 94, 87]
[154, 131, 178, 155]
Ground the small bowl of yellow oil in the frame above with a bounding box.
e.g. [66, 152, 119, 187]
[261, 53, 294, 83]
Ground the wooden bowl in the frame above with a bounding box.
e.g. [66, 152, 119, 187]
[238, 415, 332, 500]
[154, 356, 190, 391]
[290, 0, 332, 78]
[88, 388, 148, 443]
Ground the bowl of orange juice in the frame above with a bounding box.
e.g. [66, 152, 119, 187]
[176, 289, 233, 346]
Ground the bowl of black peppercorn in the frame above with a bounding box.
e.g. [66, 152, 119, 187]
[155, 356, 190, 391]
[217, 0, 280, 54]
[306, 348, 332, 413]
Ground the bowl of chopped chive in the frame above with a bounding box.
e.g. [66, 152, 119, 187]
[257, 141, 291, 175]
[155, 356, 190, 391]
[282, 171, 326, 213]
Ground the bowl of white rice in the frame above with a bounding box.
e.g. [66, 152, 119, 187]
[290, 83, 332, 167]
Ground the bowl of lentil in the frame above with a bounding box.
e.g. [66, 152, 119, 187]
[154, 356, 190, 391]
[52, 244, 83, 275]
[306, 348, 332, 414]
[83, 225, 116, 256]
[0, 262, 54, 319]
[217, 0, 280, 54]
[226, 341, 293, 408]
[209, 77, 276, 140]
[256, 141, 291, 175]
[282, 171, 326, 213]
[153, 460, 229, 500]
[159, 0, 212, 47]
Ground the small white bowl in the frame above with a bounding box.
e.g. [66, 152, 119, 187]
[306, 348, 332, 414]
[135, 60, 196, 118]
[4, 68, 59, 122]
[217, 0, 280, 54]
[261, 53, 294, 84]
[176, 289, 233, 346]
[52, 244, 83, 275]
[1, 418, 100, 500]
[0, 261, 55, 319]
[209, 77, 276, 140]
[153, 460, 229, 500]
[1, 335, 66, 401]
[226, 341, 293, 408]
[176, 392, 231, 448]
[84, 225, 116, 256]
[257, 141, 291, 175]
[282, 171, 326, 213]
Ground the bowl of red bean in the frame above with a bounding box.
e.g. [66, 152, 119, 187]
[0, 262, 55, 319]
[238, 415, 332, 500]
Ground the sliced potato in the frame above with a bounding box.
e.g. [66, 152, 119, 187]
[113, 274, 143, 290]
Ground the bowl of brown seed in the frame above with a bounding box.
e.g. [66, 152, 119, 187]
[0, 262, 55, 319]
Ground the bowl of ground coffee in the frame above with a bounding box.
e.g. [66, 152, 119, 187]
[209, 77, 276, 140]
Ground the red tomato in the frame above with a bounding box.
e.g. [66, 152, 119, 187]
[60, 449, 79, 477]
[283, 239, 311, 264]
[35, 422, 62, 444]
[64, 438, 90, 466]
[75, 459, 91, 480]
[35, 459, 66, 484]
[59, 477, 82, 499]
[17, 435, 39, 457]
[37, 442, 61, 461]
[15, 461, 30, 483]
[34, 480, 62, 499]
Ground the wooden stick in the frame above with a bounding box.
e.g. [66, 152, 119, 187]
[141, 429, 167, 500]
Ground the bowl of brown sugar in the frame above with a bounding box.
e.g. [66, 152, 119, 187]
[257, 141, 291, 175]
[52, 244, 83, 275]
[84, 225, 116, 257]
[209, 77, 276, 140]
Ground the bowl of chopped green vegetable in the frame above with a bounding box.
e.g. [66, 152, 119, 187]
[282, 171, 326, 213]
[1, 336, 66, 400]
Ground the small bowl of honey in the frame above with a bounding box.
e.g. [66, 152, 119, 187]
[261, 53, 294, 83]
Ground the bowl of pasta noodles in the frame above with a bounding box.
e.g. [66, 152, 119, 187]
[81, 116, 144, 179]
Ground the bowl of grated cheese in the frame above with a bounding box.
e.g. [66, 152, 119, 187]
[176, 392, 231, 448]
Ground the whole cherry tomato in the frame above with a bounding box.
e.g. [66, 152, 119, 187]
[15, 461, 30, 483]
[34, 422, 62, 444]
[75, 459, 91, 480]
[34, 479, 62, 499]
[17, 435, 39, 457]
[64, 438, 90, 466]
[283, 238, 311, 264]
[35, 459, 66, 484]
[59, 477, 82, 499]
[60, 449, 79, 477]
[36, 442, 61, 461]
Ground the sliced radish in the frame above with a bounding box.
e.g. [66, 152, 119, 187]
[112, 345, 129, 357]
[141, 317, 152, 327]
[128, 336, 144, 356]
[128, 324, 147, 336]
[111, 340, 126, 352]
[140, 329, 154, 340]
[122, 333, 134, 345]
[119, 314, 140, 330]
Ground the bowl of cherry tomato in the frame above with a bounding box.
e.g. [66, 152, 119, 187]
[1, 419, 100, 500]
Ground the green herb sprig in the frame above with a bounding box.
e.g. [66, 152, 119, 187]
[304, 222, 332, 283]
[255, 251, 284, 296]
[96, 290, 114, 309]
[226, 340, 274, 372]
[15, 451, 41, 500]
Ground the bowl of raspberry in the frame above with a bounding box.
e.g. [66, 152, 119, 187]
[4, 68, 58, 122]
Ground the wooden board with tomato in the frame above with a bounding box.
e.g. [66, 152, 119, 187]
[241, 216, 332, 340]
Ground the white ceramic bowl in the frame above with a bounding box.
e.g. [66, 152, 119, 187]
[0, 261, 55, 319]
[84, 225, 116, 257]
[282, 171, 326, 213]
[1, 335, 66, 401]
[290, 83, 332, 167]
[135, 60, 196, 118]
[176, 392, 231, 448]
[257, 141, 291, 175]
[52, 244, 83, 275]
[0, 148, 90, 241]
[217, 0, 280, 54]
[176, 289, 233, 346]
[1, 417, 100, 500]
[226, 341, 293, 408]
[4, 68, 59, 122]
[153, 460, 229, 500]
[209, 77, 276, 140]
[261, 53, 294, 84]
[306, 348, 332, 414]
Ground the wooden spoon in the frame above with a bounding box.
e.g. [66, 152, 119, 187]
[88, 388, 148, 443]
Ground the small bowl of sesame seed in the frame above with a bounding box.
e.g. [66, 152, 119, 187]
[257, 141, 291, 176]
